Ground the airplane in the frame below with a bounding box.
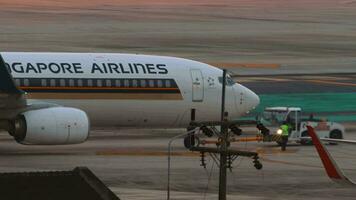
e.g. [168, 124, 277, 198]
[306, 126, 356, 185]
[0, 52, 260, 145]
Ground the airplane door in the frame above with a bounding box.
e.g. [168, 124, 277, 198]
[190, 69, 204, 102]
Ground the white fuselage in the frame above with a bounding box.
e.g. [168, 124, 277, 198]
[2, 52, 259, 128]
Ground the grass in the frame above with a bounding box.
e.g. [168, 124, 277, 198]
[247, 92, 356, 122]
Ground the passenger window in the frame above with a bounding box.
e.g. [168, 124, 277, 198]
[87, 79, 93, 87]
[15, 79, 20, 86]
[77, 79, 83, 87]
[149, 80, 154, 87]
[165, 80, 171, 88]
[140, 80, 146, 88]
[132, 80, 138, 87]
[106, 80, 111, 87]
[124, 80, 129, 87]
[115, 80, 121, 87]
[69, 79, 75, 87]
[50, 79, 56, 87]
[97, 80, 103, 87]
[24, 79, 30, 87]
[157, 80, 163, 88]
[60, 79, 66, 87]
[41, 79, 47, 87]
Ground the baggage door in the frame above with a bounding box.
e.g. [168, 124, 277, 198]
[190, 69, 204, 102]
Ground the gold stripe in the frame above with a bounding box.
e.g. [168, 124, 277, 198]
[27, 93, 183, 100]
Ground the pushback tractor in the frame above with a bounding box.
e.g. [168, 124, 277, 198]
[257, 107, 345, 145]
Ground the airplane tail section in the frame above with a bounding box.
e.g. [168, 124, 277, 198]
[306, 125, 356, 186]
[0, 54, 23, 94]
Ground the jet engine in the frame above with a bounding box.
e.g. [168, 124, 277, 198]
[9, 107, 90, 145]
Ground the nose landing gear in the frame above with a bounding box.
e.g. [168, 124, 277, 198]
[184, 125, 197, 149]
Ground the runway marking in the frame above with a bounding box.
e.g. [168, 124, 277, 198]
[306, 80, 356, 87]
[209, 63, 280, 69]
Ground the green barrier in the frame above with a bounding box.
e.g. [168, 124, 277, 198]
[246, 92, 356, 122]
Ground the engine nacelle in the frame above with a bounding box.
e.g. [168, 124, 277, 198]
[11, 107, 90, 145]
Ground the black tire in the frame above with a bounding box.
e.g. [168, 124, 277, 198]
[329, 129, 343, 145]
[300, 131, 313, 145]
[254, 163, 263, 170]
[184, 134, 196, 149]
[330, 129, 343, 139]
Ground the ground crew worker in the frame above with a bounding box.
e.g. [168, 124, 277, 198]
[280, 121, 290, 151]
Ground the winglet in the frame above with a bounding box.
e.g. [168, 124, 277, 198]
[307, 125, 355, 185]
[0, 54, 23, 94]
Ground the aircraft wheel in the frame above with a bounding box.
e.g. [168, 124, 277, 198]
[184, 134, 196, 149]
[254, 162, 263, 170]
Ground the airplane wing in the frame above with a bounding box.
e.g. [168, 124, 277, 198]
[306, 125, 356, 186]
[0, 56, 23, 94]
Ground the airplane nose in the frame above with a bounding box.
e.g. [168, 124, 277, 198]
[233, 84, 260, 117]
[245, 87, 260, 112]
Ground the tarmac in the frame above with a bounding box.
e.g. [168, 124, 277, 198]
[2, 73, 355, 199]
[1, 73, 355, 199]
[1, 127, 356, 200]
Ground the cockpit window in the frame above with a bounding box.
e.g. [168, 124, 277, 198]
[218, 76, 235, 86]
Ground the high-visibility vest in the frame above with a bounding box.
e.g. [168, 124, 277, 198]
[280, 124, 289, 136]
